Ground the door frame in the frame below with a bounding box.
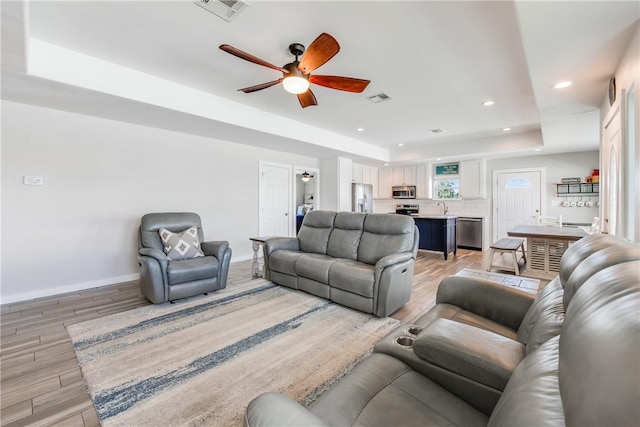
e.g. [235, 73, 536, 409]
[601, 90, 626, 236]
[492, 167, 546, 241]
[258, 161, 293, 237]
[293, 166, 320, 231]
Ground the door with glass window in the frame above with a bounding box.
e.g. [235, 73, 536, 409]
[493, 169, 543, 239]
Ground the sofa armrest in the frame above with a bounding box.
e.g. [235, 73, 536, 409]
[244, 392, 327, 427]
[436, 276, 536, 331]
[413, 318, 525, 391]
[264, 237, 300, 256]
[373, 325, 502, 415]
[201, 240, 229, 261]
[138, 247, 168, 268]
[375, 252, 413, 270]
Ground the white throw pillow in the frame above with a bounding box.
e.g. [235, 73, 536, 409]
[159, 227, 205, 260]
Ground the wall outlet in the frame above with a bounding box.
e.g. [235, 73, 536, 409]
[23, 176, 45, 186]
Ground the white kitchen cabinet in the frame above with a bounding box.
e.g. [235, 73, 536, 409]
[392, 167, 404, 185]
[416, 164, 431, 199]
[369, 167, 379, 198]
[391, 165, 417, 185]
[352, 163, 363, 183]
[378, 167, 393, 198]
[353, 163, 379, 199]
[460, 159, 486, 199]
[404, 166, 416, 185]
[361, 167, 371, 185]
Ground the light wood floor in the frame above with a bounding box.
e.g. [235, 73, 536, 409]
[1, 248, 506, 426]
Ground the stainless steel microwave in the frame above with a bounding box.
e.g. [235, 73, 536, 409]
[392, 185, 416, 199]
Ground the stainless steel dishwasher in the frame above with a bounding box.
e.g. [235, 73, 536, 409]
[457, 217, 483, 250]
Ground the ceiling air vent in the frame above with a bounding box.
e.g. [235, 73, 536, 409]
[367, 93, 391, 103]
[428, 128, 446, 134]
[194, 0, 248, 23]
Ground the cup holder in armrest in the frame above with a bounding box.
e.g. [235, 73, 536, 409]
[394, 336, 415, 347]
[406, 326, 423, 336]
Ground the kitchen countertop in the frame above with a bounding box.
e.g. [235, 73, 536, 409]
[409, 214, 458, 219]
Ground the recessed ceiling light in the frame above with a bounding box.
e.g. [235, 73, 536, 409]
[398, 143, 404, 147]
[534, 148, 542, 152]
[553, 81, 573, 89]
[384, 163, 389, 166]
[502, 127, 511, 131]
[356, 127, 364, 132]
[436, 158, 442, 161]
[482, 100, 495, 106]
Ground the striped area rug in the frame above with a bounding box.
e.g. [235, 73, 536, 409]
[68, 279, 401, 426]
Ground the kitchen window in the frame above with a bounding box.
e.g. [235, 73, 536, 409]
[434, 178, 460, 199]
[433, 163, 461, 200]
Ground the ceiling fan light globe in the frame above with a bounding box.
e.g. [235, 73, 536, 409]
[283, 76, 310, 94]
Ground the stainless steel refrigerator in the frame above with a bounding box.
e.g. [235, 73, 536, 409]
[352, 183, 373, 213]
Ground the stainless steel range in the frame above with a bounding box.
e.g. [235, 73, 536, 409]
[395, 204, 419, 215]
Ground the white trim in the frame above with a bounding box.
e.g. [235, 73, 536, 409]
[0, 273, 140, 305]
[492, 167, 546, 241]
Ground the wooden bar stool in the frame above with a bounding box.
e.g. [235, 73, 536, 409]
[487, 237, 527, 276]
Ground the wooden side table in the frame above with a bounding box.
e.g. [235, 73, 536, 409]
[249, 236, 277, 279]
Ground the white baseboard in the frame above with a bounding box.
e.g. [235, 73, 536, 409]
[0, 273, 141, 305]
[0, 257, 257, 305]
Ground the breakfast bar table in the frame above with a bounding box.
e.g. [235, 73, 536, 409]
[507, 225, 588, 280]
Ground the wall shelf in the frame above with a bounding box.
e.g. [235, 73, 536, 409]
[556, 183, 599, 196]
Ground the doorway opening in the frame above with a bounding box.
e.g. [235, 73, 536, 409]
[293, 167, 319, 234]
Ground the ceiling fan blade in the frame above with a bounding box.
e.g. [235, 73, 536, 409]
[298, 33, 340, 74]
[219, 44, 289, 74]
[298, 89, 318, 108]
[238, 79, 283, 93]
[309, 75, 370, 93]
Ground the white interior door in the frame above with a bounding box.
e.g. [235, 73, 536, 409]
[493, 169, 544, 240]
[602, 101, 623, 236]
[259, 162, 291, 237]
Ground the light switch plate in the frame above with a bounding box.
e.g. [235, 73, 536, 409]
[23, 176, 45, 185]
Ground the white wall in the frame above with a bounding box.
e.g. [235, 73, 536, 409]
[600, 23, 639, 241]
[374, 151, 599, 223]
[487, 151, 600, 224]
[374, 151, 600, 249]
[319, 157, 352, 212]
[1, 100, 318, 303]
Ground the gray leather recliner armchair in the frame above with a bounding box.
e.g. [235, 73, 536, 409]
[137, 212, 232, 304]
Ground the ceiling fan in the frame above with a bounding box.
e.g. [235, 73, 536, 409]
[219, 33, 370, 108]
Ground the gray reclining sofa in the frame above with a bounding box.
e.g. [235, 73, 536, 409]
[264, 210, 419, 317]
[246, 233, 640, 426]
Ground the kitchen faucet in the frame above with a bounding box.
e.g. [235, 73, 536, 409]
[437, 201, 448, 214]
